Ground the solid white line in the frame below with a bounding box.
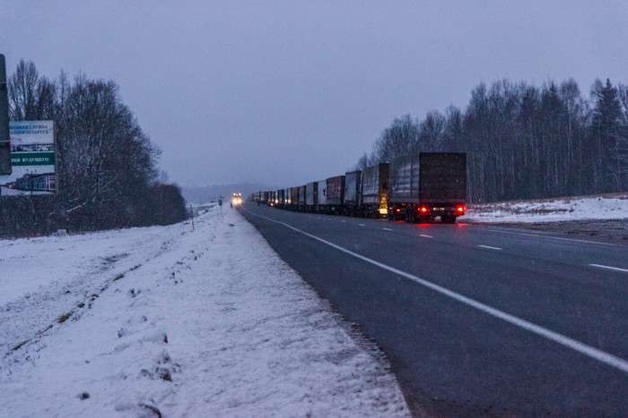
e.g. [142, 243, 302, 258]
[383, 228, 393, 231]
[478, 244, 503, 251]
[420, 234, 434, 239]
[246, 210, 628, 374]
[485, 228, 615, 246]
[590, 264, 628, 274]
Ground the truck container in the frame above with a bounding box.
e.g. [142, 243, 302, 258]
[305, 182, 318, 211]
[289, 186, 300, 210]
[325, 175, 345, 213]
[298, 185, 306, 210]
[389, 152, 467, 223]
[316, 179, 327, 211]
[343, 171, 361, 216]
[275, 189, 285, 207]
[283, 188, 290, 206]
[361, 163, 389, 217]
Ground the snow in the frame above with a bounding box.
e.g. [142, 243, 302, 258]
[0, 207, 409, 417]
[463, 194, 628, 223]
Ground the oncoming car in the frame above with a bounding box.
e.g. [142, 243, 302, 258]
[231, 192, 243, 207]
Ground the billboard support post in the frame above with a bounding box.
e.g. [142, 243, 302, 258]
[0, 54, 11, 175]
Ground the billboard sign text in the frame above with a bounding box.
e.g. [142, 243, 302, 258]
[0, 120, 56, 196]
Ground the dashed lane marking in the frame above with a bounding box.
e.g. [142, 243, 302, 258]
[383, 228, 393, 231]
[420, 234, 434, 239]
[478, 244, 503, 251]
[590, 264, 628, 274]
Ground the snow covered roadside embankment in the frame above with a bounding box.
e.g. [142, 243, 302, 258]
[0, 207, 409, 417]
[464, 193, 628, 223]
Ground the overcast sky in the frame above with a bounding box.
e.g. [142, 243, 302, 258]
[2, 1, 627, 188]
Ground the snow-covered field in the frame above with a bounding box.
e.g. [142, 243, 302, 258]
[464, 193, 628, 223]
[0, 207, 409, 418]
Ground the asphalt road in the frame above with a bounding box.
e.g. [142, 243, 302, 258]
[239, 204, 628, 417]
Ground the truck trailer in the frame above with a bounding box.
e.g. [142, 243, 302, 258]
[305, 182, 318, 212]
[289, 186, 300, 210]
[361, 163, 389, 218]
[325, 175, 345, 214]
[316, 179, 327, 211]
[343, 171, 361, 216]
[388, 152, 467, 223]
[298, 185, 307, 211]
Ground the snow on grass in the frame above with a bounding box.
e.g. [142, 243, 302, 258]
[464, 193, 628, 223]
[0, 207, 409, 417]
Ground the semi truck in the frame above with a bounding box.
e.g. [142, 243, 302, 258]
[343, 171, 361, 216]
[288, 186, 299, 210]
[360, 163, 389, 218]
[297, 185, 306, 211]
[325, 175, 345, 214]
[388, 152, 467, 223]
[305, 182, 318, 212]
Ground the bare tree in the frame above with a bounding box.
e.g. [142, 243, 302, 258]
[353, 152, 371, 171]
[371, 114, 419, 163]
[7, 60, 56, 120]
[417, 111, 445, 151]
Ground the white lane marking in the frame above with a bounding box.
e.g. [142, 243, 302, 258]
[478, 244, 503, 251]
[341, 220, 347, 223]
[590, 264, 628, 274]
[485, 228, 615, 246]
[246, 210, 628, 374]
[358, 223, 366, 227]
[420, 234, 434, 239]
[383, 228, 393, 231]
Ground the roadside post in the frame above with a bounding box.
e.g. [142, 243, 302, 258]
[189, 204, 195, 231]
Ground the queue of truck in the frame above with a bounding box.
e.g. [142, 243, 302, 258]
[252, 152, 468, 223]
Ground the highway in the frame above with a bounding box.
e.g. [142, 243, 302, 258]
[240, 204, 628, 417]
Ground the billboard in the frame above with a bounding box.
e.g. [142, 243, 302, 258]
[0, 120, 56, 196]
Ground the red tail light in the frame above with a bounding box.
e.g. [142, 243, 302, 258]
[455, 204, 466, 214]
[418, 205, 429, 214]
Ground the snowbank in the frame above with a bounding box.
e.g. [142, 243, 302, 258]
[0, 208, 409, 417]
[464, 194, 628, 223]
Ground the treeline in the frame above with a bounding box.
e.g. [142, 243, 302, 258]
[358, 79, 628, 202]
[2, 60, 187, 236]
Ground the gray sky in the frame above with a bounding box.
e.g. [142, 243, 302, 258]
[2, 1, 627, 187]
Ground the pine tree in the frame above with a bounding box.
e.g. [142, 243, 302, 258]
[591, 79, 623, 192]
